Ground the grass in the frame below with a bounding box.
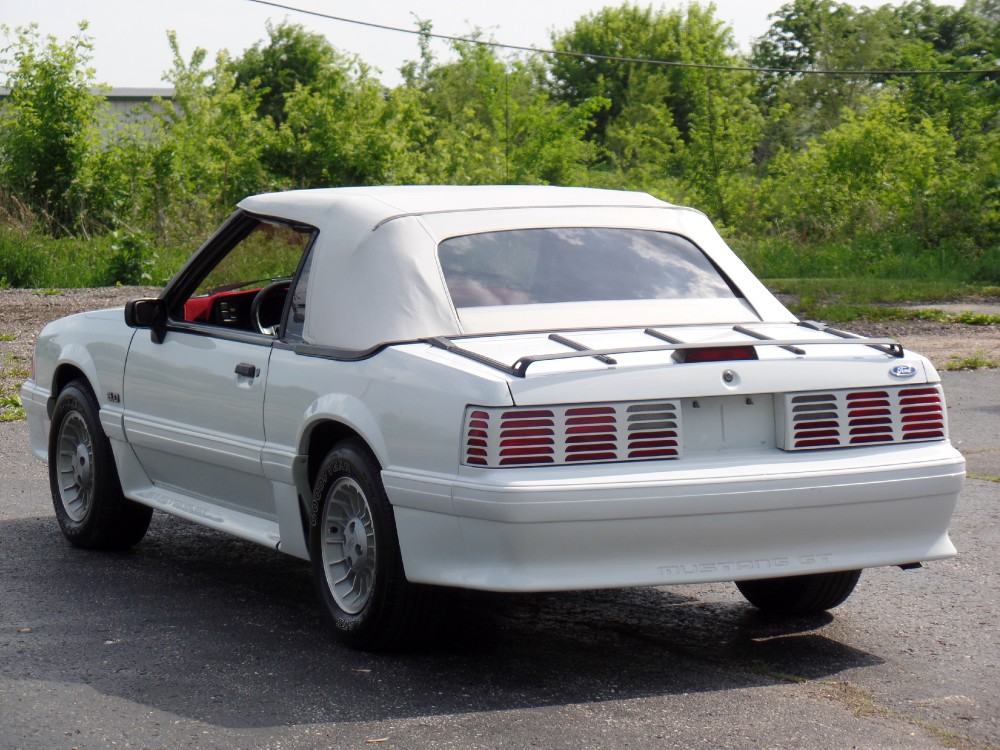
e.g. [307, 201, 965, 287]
[942, 351, 1000, 371]
[762, 278, 1000, 322]
[736, 233, 1000, 287]
[0, 393, 24, 422]
[0, 352, 29, 422]
[737, 228, 1000, 316]
[969, 472, 1000, 483]
[0, 226, 190, 289]
[803, 305, 1000, 325]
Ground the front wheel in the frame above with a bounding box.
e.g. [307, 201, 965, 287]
[49, 380, 153, 549]
[309, 439, 436, 650]
[735, 570, 862, 615]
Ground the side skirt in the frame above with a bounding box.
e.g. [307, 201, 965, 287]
[110, 437, 283, 550]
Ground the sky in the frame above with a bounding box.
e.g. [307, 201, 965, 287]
[0, 0, 958, 89]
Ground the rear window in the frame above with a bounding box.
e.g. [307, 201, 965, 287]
[437, 228, 738, 308]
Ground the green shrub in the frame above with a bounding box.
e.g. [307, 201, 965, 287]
[101, 233, 153, 286]
[0, 24, 103, 234]
[0, 229, 48, 287]
[972, 252, 1000, 284]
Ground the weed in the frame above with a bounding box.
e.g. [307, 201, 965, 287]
[955, 312, 1000, 326]
[741, 674, 988, 750]
[0, 334, 15, 341]
[0, 229, 187, 289]
[821, 682, 988, 750]
[103, 233, 155, 285]
[0, 392, 25, 422]
[968, 473, 1000, 483]
[942, 351, 1000, 371]
[4, 363, 29, 380]
[1, 354, 30, 381]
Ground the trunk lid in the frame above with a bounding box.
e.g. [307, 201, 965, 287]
[430, 322, 932, 405]
[441, 323, 946, 469]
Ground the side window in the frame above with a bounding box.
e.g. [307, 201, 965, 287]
[180, 219, 314, 337]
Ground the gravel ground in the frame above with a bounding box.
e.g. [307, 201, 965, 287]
[1, 287, 998, 405]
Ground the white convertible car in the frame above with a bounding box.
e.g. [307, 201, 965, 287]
[22, 186, 965, 648]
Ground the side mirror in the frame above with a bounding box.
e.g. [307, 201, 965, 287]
[124, 298, 168, 343]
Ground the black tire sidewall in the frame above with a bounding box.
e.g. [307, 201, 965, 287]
[736, 570, 862, 614]
[309, 441, 398, 640]
[48, 380, 151, 550]
[49, 382, 115, 544]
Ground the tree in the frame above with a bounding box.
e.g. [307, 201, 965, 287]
[751, 0, 901, 154]
[682, 70, 763, 226]
[549, 3, 746, 142]
[230, 21, 345, 125]
[411, 39, 606, 185]
[0, 23, 103, 233]
[157, 33, 278, 213]
[229, 21, 421, 187]
[548, 4, 762, 221]
[752, 0, 999, 155]
[272, 62, 415, 187]
[762, 94, 989, 248]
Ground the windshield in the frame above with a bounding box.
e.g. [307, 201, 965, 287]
[437, 228, 739, 308]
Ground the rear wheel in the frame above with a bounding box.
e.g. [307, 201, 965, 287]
[735, 570, 862, 615]
[310, 438, 436, 650]
[49, 381, 153, 549]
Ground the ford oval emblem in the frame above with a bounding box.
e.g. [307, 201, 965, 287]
[890, 363, 918, 378]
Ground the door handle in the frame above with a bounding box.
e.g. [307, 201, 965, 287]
[235, 362, 258, 378]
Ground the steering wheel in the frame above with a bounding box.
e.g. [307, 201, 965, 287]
[251, 280, 291, 336]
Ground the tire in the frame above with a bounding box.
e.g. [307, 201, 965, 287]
[309, 438, 436, 650]
[735, 570, 862, 615]
[48, 380, 153, 550]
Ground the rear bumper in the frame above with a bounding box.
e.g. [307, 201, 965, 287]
[384, 443, 965, 591]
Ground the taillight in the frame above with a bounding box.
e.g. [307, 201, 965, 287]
[782, 384, 947, 450]
[464, 400, 682, 468]
[498, 409, 556, 465]
[677, 346, 758, 364]
[899, 387, 946, 440]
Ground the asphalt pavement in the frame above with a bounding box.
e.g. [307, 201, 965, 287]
[1, 370, 997, 750]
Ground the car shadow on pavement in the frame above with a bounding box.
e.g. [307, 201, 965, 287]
[0, 513, 883, 730]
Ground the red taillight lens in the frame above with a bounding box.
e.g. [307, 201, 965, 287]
[464, 400, 683, 467]
[784, 385, 947, 450]
[679, 346, 758, 363]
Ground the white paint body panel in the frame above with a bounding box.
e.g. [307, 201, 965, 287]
[22, 186, 963, 593]
[122, 329, 274, 518]
[385, 442, 962, 590]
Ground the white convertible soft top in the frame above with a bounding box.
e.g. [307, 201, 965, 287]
[238, 186, 795, 351]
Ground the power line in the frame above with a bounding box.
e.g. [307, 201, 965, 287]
[245, 0, 1000, 77]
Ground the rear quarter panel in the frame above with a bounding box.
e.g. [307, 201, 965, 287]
[263, 344, 513, 482]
